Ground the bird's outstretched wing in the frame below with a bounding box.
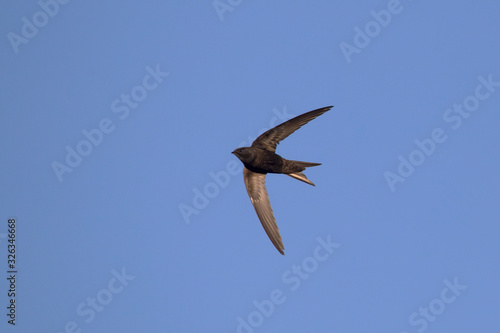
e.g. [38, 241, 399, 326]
[251, 106, 333, 152]
[243, 167, 284, 255]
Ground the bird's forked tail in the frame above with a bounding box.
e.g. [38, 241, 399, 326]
[286, 160, 321, 186]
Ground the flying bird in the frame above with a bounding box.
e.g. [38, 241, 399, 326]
[232, 106, 332, 255]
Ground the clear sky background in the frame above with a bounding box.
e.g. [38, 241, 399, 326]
[1, 1, 499, 332]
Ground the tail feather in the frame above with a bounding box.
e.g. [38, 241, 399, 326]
[290, 160, 321, 168]
[286, 171, 316, 186]
[284, 159, 321, 186]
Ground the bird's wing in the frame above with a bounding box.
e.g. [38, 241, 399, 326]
[243, 167, 284, 255]
[251, 106, 333, 152]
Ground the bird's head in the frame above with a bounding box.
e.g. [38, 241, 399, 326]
[231, 147, 256, 164]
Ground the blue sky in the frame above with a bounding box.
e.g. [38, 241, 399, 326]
[1, 1, 499, 332]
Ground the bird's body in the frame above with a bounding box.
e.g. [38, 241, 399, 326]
[232, 106, 332, 255]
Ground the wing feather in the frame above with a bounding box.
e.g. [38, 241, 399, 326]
[243, 167, 284, 255]
[251, 106, 332, 152]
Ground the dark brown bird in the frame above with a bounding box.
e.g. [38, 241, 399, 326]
[232, 106, 332, 255]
